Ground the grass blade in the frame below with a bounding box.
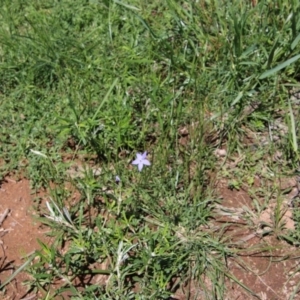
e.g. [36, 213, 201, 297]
[91, 78, 118, 122]
[291, 32, 300, 50]
[259, 54, 300, 79]
[0, 254, 35, 290]
[288, 97, 298, 153]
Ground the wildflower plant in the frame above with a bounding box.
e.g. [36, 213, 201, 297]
[131, 151, 151, 172]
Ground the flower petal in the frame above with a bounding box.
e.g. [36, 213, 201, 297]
[136, 153, 143, 160]
[142, 159, 151, 166]
[138, 162, 143, 171]
[142, 151, 147, 159]
[132, 159, 139, 165]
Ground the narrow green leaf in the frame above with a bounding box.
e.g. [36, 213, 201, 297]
[259, 54, 300, 79]
[91, 78, 118, 122]
[291, 32, 300, 50]
[231, 91, 243, 107]
[266, 37, 279, 68]
[288, 98, 298, 153]
[226, 272, 259, 298]
[113, 0, 140, 11]
[0, 254, 35, 290]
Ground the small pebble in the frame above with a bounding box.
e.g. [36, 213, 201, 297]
[214, 149, 227, 157]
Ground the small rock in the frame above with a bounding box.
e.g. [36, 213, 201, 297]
[214, 149, 227, 157]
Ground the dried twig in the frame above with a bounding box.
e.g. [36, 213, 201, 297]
[0, 209, 10, 227]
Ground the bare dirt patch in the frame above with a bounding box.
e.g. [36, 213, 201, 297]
[171, 174, 300, 300]
[227, 236, 300, 300]
[216, 179, 300, 300]
[0, 177, 47, 300]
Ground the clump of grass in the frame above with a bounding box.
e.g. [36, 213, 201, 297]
[1, 0, 300, 298]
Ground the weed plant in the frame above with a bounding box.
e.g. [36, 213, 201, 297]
[1, 0, 300, 299]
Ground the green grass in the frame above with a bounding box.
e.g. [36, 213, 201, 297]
[1, 0, 300, 298]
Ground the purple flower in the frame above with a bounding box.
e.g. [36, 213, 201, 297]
[115, 175, 121, 184]
[132, 151, 151, 172]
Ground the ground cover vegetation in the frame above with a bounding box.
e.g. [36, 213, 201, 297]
[0, 0, 300, 299]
